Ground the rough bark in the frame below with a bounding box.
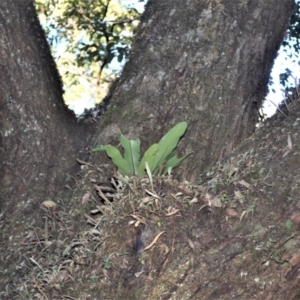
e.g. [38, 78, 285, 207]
[0, 0, 299, 299]
[96, 0, 295, 181]
[0, 0, 93, 266]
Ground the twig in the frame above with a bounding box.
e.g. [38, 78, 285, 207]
[144, 231, 166, 251]
[33, 278, 49, 300]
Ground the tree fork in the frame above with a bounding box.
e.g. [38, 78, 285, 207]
[95, 0, 295, 181]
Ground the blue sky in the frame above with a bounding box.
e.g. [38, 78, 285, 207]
[122, 0, 146, 12]
[264, 45, 300, 116]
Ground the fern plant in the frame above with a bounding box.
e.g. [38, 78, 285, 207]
[92, 122, 189, 177]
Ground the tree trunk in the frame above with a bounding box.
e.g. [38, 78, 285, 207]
[96, 0, 294, 181]
[0, 0, 298, 299]
[0, 0, 94, 279]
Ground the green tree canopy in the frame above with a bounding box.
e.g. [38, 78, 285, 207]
[35, 0, 140, 113]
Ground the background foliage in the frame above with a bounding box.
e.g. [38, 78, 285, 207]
[280, 1, 300, 89]
[35, 0, 141, 113]
[35, 0, 300, 114]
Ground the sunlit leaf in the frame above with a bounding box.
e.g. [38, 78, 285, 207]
[120, 134, 140, 175]
[153, 122, 187, 173]
[162, 154, 190, 175]
[104, 145, 131, 176]
[94, 122, 189, 178]
[92, 145, 106, 152]
[138, 143, 159, 177]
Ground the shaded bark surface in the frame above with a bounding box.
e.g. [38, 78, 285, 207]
[96, 0, 294, 181]
[1, 0, 299, 299]
[0, 0, 93, 278]
[3, 107, 300, 300]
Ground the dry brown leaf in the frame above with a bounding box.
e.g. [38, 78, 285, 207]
[211, 196, 222, 207]
[41, 200, 57, 209]
[187, 238, 194, 250]
[175, 192, 184, 197]
[165, 209, 180, 216]
[85, 213, 97, 225]
[130, 214, 147, 225]
[234, 190, 245, 203]
[289, 252, 300, 267]
[204, 193, 212, 204]
[142, 197, 154, 204]
[190, 198, 198, 204]
[166, 206, 172, 212]
[43, 241, 53, 247]
[198, 204, 209, 211]
[238, 180, 251, 189]
[240, 210, 247, 221]
[282, 150, 291, 158]
[288, 133, 292, 150]
[226, 208, 239, 218]
[144, 231, 166, 251]
[76, 158, 89, 165]
[291, 213, 300, 224]
[95, 186, 112, 205]
[145, 189, 160, 199]
[82, 192, 91, 206]
[102, 268, 110, 279]
[134, 271, 144, 278]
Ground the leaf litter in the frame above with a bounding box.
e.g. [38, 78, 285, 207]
[6, 111, 300, 299]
